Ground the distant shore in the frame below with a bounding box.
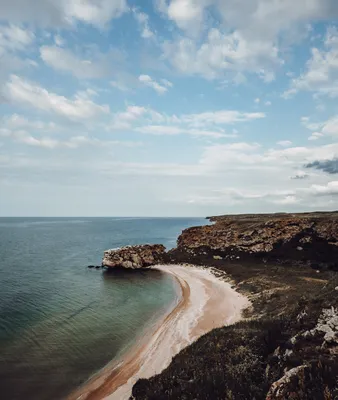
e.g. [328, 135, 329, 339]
[68, 264, 250, 400]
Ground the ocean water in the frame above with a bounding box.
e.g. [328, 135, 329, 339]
[0, 217, 206, 400]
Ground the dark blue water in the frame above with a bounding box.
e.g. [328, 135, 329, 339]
[0, 217, 206, 400]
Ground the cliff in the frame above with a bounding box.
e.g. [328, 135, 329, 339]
[132, 212, 338, 400]
[172, 212, 338, 269]
[102, 244, 166, 269]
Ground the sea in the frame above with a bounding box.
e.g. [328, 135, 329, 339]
[0, 217, 206, 400]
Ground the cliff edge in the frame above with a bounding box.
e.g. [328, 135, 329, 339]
[132, 212, 338, 400]
[172, 211, 338, 269]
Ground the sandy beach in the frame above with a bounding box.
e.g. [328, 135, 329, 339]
[68, 264, 250, 400]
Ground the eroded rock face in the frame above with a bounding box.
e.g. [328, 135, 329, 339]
[102, 244, 166, 269]
[174, 212, 338, 268]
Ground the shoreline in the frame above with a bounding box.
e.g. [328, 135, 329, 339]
[68, 264, 250, 400]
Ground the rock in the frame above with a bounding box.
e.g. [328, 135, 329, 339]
[95, 266, 100, 269]
[88, 265, 95, 268]
[266, 365, 309, 399]
[213, 255, 223, 260]
[121, 260, 133, 269]
[311, 307, 338, 345]
[102, 244, 166, 269]
[296, 246, 303, 251]
[284, 349, 293, 358]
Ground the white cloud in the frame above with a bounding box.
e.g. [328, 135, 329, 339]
[284, 27, 338, 98]
[310, 181, 338, 196]
[172, 140, 338, 209]
[101, 161, 204, 177]
[40, 46, 124, 79]
[191, 141, 338, 181]
[308, 132, 324, 141]
[178, 110, 265, 126]
[12, 131, 61, 148]
[0, 0, 128, 28]
[117, 105, 148, 121]
[54, 34, 64, 46]
[139, 74, 172, 94]
[4, 75, 109, 120]
[290, 170, 309, 180]
[161, 78, 173, 88]
[272, 195, 298, 205]
[110, 72, 141, 92]
[303, 114, 338, 140]
[186, 188, 300, 207]
[110, 80, 130, 92]
[106, 105, 263, 140]
[166, 0, 211, 35]
[277, 140, 293, 147]
[135, 125, 232, 138]
[133, 9, 154, 39]
[162, 28, 282, 81]
[0, 24, 35, 51]
[301, 116, 323, 131]
[321, 115, 338, 136]
[265, 100, 272, 106]
[1, 114, 142, 149]
[2, 114, 57, 132]
[9, 131, 140, 149]
[157, 1, 338, 83]
[0, 24, 36, 80]
[254, 97, 260, 104]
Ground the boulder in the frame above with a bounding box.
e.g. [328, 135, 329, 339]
[102, 244, 166, 269]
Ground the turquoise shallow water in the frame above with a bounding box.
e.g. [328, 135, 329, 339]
[0, 217, 206, 400]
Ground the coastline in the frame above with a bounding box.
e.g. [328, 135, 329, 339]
[68, 264, 250, 400]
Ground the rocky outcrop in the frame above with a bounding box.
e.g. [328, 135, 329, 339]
[102, 244, 166, 269]
[174, 212, 338, 269]
[131, 212, 338, 400]
[266, 365, 310, 400]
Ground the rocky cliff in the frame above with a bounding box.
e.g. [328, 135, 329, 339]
[173, 212, 338, 269]
[102, 244, 166, 269]
[132, 212, 338, 400]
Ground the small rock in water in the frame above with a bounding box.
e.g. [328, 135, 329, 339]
[88, 265, 95, 269]
[102, 244, 166, 269]
[95, 266, 100, 269]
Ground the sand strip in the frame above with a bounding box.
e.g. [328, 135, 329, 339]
[68, 264, 250, 400]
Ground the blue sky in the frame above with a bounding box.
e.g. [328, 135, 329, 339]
[1, 0, 338, 216]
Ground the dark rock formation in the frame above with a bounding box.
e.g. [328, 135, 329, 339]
[172, 212, 338, 269]
[102, 244, 166, 269]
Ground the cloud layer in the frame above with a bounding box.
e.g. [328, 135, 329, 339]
[1, 0, 338, 216]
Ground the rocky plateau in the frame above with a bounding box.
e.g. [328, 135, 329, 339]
[173, 211, 338, 269]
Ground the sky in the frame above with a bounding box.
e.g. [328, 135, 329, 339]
[1, 0, 338, 217]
